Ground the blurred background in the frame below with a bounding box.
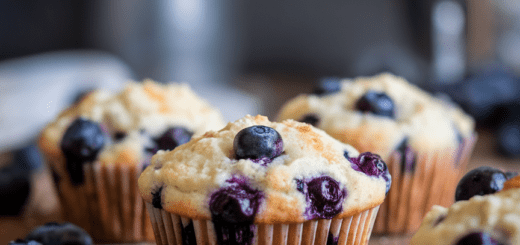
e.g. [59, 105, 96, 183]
[0, 0, 520, 243]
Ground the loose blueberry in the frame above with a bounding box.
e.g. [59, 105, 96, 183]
[355, 91, 395, 118]
[351, 152, 392, 193]
[0, 164, 30, 216]
[327, 232, 339, 245]
[14, 144, 43, 171]
[299, 114, 320, 127]
[455, 232, 504, 245]
[233, 126, 283, 162]
[306, 176, 346, 219]
[60, 118, 105, 185]
[155, 127, 193, 151]
[396, 138, 416, 173]
[25, 222, 93, 245]
[506, 171, 518, 180]
[209, 179, 263, 224]
[181, 221, 197, 245]
[312, 77, 342, 96]
[455, 166, 507, 202]
[497, 122, 520, 157]
[152, 186, 164, 209]
[9, 239, 41, 245]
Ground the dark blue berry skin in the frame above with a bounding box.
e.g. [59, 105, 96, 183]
[497, 121, 520, 157]
[312, 77, 342, 96]
[152, 186, 164, 209]
[506, 171, 518, 180]
[350, 152, 392, 194]
[25, 222, 93, 245]
[155, 127, 193, 151]
[60, 118, 105, 185]
[355, 91, 395, 118]
[209, 179, 263, 224]
[209, 177, 262, 245]
[396, 138, 416, 173]
[14, 144, 43, 171]
[296, 176, 346, 220]
[9, 239, 42, 245]
[181, 220, 197, 245]
[326, 232, 339, 245]
[299, 114, 320, 127]
[455, 232, 504, 245]
[233, 126, 283, 163]
[455, 167, 507, 202]
[0, 164, 30, 216]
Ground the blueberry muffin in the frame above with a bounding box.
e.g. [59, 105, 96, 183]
[38, 80, 226, 242]
[138, 115, 391, 245]
[411, 168, 520, 244]
[277, 73, 476, 234]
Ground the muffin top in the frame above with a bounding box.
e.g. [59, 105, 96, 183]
[138, 115, 391, 223]
[38, 80, 225, 184]
[277, 73, 475, 159]
[411, 184, 520, 245]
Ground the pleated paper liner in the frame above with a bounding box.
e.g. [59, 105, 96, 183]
[146, 202, 380, 245]
[372, 134, 477, 234]
[50, 162, 154, 243]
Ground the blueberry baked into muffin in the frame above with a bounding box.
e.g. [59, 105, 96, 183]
[277, 73, 476, 234]
[138, 115, 391, 245]
[38, 80, 225, 242]
[411, 167, 520, 244]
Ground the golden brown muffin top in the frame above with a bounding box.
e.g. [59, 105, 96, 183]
[277, 73, 475, 159]
[38, 80, 226, 168]
[138, 115, 390, 223]
[411, 188, 520, 245]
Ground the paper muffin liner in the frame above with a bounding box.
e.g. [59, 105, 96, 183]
[372, 134, 477, 234]
[49, 161, 154, 243]
[145, 202, 380, 245]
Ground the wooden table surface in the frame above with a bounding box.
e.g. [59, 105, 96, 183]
[0, 129, 518, 244]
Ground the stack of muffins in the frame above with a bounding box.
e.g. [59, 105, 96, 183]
[29, 73, 477, 244]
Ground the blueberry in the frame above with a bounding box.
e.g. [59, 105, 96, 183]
[0, 164, 30, 216]
[209, 180, 263, 223]
[506, 171, 518, 180]
[327, 232, 339, 245]
[350, 152, 392, 193]
[181, 220, 196, 245]
[155, 127, 193, 151]
[455, 232, 505, 245]
[497, 121, 520, 157]
[312, 77, 342, 96]
[14, 144, 43, 171]
[299, 114, 320, 127]
[305, 176, 346, 219]
[152, 186, 164, 209]
[60, 118, 105, 185]
[396, 138, 416, 173]
[233, 126, 283, 162]
[113, 131, 126, 142]
[25, 222, 93, 245]
[355, 91, 395, 118]
[8, 239, 41, 245]
[455, 167, 507, 202]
